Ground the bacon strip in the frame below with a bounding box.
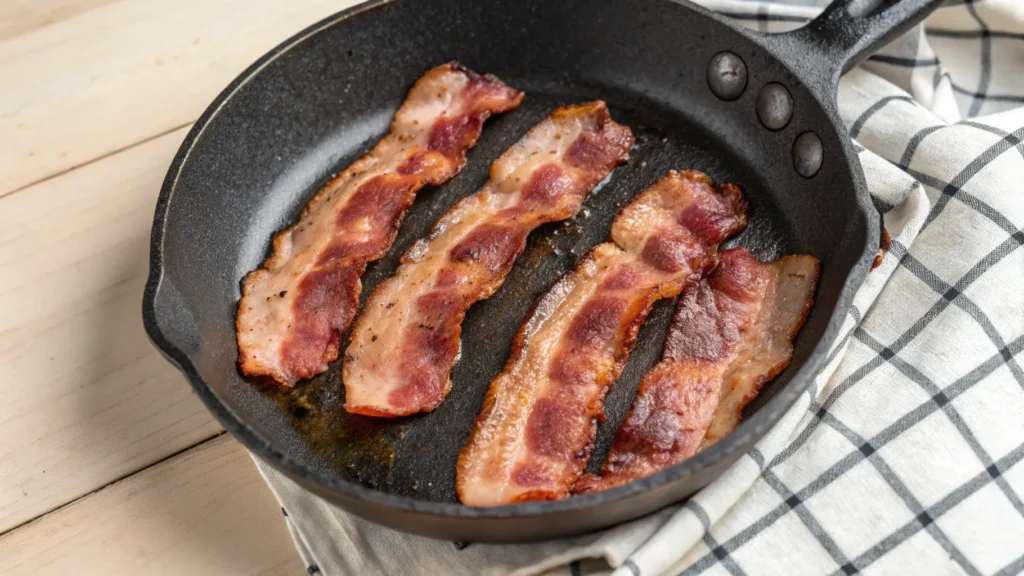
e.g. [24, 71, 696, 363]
[573, 248, 819, 494]
[456, 171, 748, 506]
[342, 102, 634, 417]
[236, 63, 523, 385]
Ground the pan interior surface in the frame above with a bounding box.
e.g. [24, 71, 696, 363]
[246, 92, 789, 502]
[149, 0, 870, 535]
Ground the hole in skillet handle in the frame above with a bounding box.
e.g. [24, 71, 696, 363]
[845, 0, 889, 19]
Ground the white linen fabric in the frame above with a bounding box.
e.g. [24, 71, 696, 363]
[253, 1, 1024, 574]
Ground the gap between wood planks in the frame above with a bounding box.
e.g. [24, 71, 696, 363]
[0, 433, 300, 576]
[0, 0, 357, 545]
[0, 121, 194, 201]
[0, 431, 229, 539]
[0, 0, 362, 197]
[0, 124, 222, 532]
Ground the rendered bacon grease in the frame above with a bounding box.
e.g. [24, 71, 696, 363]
[236, 63, 523, 385]
[456, 171, 748, 506]
[574, 248, 819, 494]
[343, 102, 634, 417]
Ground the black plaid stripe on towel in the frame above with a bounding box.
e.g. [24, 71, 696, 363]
[252, 1, 1024, 574]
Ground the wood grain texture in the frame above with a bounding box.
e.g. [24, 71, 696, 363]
[0, 0, 377, 566]
[0, 0, 362, 197]
[0, 435, 300, 576]
[0, 125, 227, 533]
[0, 0, 118, 42]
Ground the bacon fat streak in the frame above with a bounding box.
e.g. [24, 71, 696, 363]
[574, 248, 819, 494]
[456, 171, 748, 506]
[236, 63, 523, 385]
[343, 102, 634, 417]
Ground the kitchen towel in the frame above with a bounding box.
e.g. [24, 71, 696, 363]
[253, 0, 1024, 574]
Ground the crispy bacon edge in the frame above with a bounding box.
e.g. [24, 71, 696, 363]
[235, 63, 523, 386]
[455, 171, 750, 506]
[574, 248, 820, 494]
[341, 101, 635, 417]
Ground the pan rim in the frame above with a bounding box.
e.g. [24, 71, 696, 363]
[142, 0, 877, 524]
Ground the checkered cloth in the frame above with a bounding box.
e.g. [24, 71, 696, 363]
[253, 1, 1024, 574]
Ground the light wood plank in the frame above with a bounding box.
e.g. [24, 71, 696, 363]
[0, 435, 301, 576]
[0, 126, 227, 533]
[0, 0, 362, 196]
[0, 0, 118, 42]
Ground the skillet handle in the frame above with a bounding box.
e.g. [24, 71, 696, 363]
[775, 0, 944, 95]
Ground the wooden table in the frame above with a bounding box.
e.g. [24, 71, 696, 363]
[0, 1, 362, 573]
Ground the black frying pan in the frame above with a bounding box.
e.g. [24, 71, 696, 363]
[144, 0, 942, 542]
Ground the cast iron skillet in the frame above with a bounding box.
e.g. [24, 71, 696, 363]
[144, 0, 942, 542]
